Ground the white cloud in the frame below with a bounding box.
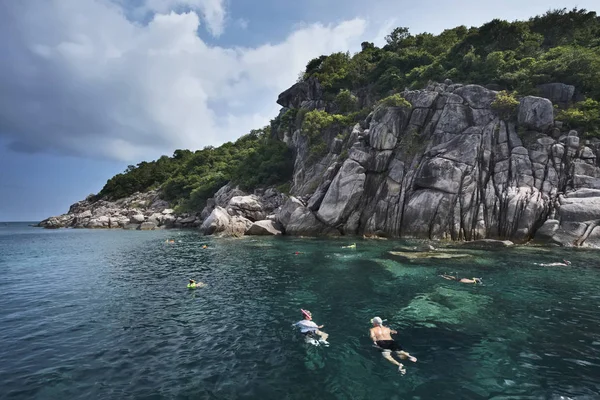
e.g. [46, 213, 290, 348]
[131, 0, 227, 36]
[0, 0, 366, 162]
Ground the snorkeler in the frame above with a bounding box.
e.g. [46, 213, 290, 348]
[440, 274, 482, 284]
[537, 259, 571, 267]
[187, 279, 205, 288]
[369, 317, 417, 374]
[294, 309, 329, 345]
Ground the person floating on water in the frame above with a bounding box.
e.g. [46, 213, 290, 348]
[202, 245, 208, 249]
[342, 243, 356, 249]
[166, 239, 175, 244]
[369, 317, 417, 374]
[440, 274, 482, 284]
[294, 309, 329, 346]
[187, 279, 205, 289]
[537, 259, 571, 267]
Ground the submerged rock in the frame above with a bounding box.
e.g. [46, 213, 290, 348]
[388, 251, 472, 261]
[454, 239, 514, 248]
[397, 287, 492, 328]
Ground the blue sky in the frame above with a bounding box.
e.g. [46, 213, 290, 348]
[1, 0, 598, 221]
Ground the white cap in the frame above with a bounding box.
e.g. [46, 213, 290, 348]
[371, 317, 383, 325]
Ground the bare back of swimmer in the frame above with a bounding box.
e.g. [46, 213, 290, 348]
[369, 317, 416, 374]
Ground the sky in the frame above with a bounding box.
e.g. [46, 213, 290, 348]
[0, 0, 598, 221]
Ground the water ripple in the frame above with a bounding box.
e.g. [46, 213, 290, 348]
[1, 227, 600, 399]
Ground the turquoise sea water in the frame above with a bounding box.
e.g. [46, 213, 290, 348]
[1, 223, 599, 399]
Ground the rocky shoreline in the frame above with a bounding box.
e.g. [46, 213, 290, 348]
[40, 80, 600, 248]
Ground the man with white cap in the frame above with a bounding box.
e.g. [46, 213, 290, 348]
[294, 309, 329, 345]
[369, 317, 417, 374]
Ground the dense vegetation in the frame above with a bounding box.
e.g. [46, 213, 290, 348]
[303, 8, 600, 98]
[96, 8, 600, 209]
[98, 128, 293, 211]
[297, 8, 600, 136]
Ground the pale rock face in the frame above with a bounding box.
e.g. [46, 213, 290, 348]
[285, 206, 336, 236]
[199, 207, 231, 235]
[317, 160, 366, 226]
[518, 96, 554, 132]
[227, 195, 265, 222]
[276, 81, 600, 245]
[130, 214, 146, 224]
[246, 220, 284, 236]
[140, 222, 157, 230]
[278, 197, 304, 227]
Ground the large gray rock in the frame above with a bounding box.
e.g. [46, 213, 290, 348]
[415, 157, 463, 194]
[318, 160, 366, 226]
[246, 220, 283, 236]
[278, 196, 304, 228]
[558, 196, 600, 222]
[200, 207, 231, 235]
[368, 107, 409, 150]
[581, 226, 600, 248]
[140, 221, 157, 230]
[227, 195, 265, 222]
[453, 85, 497, 109]
[214, 184, 246, 207]
[518, 96, 554, 132]
[537, 83, 575, 106]
[286, 206, 335, 236]
[222, 216, 253, 237]
[277, 76, 322, 108]
[436, 103, 470, 134]
[130, 214, 146, 223]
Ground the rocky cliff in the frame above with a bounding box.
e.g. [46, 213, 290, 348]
[254, 79, 600, 247]
[40, 80, 600, 247]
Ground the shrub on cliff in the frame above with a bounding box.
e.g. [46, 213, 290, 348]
[491, 91, 520, 119]
[301, 110, 352, 161]
[556, 99, 600, 137]
[335, 89, 358, 113]
[377, 93, 412, 108]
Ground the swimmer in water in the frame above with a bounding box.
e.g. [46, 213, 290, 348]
[440, 274, 482, 284]
[537, 259, 571, 267]
[294, 309, 329, 345]
[187, 279, 205, 288]
[202, 245, 208, 249]
[369, 317, 417, 374]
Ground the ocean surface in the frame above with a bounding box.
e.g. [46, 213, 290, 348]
[1, 222, 599, 400]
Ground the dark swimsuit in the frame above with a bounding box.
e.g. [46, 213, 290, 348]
[376, 340, 403, 351]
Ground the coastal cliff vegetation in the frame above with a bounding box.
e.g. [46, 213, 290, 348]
[96, 8, 600, 211]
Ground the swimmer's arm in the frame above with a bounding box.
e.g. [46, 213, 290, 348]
[369, 329, 377, 345]
[390, 329, 398, 334]
[318, 325, 324, 329]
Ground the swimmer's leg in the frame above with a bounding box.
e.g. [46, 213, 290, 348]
[316, 330, 329, 341]
[381, 351, 405, 374]
[396, 350, 417, 363]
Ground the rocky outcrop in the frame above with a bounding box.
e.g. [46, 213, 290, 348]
[40, 79, 600, 247]
[277, 76, 323, 109]
[38, 190, 202, 230]
[246, 220, 283, 236]
[198, 186, 287, 236]
[270, 81, 600, 245]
